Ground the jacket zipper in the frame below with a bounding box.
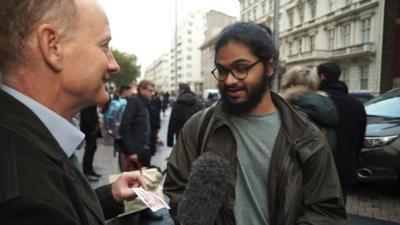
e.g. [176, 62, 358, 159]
[277, 135, 319, 225]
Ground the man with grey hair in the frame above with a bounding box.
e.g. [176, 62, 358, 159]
[0, 0, 146, 224]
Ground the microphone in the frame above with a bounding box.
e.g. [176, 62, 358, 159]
[177, 151, 231, 225]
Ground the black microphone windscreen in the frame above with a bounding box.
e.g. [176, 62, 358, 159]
[177, 151, 231, 225]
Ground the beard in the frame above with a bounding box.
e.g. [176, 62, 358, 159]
[219, 74, 270, 115]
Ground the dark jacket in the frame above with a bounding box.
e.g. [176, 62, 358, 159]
[150, 95, 162, 131]
[120, 93, 151, 156]
[167, 92, 203, 147]
[80, 105, 99, 137]
[164, 93, 347, 225]
[319, 80, 367, 186]
[0, 90, 123, 225]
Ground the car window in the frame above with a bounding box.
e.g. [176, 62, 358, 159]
[365, 89, 400, 118]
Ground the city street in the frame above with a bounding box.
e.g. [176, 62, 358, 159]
[75, 109, 400, 225]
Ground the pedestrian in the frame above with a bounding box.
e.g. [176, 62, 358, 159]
[104, 84, 131, 158]
[279, 66, 338, 150]
[167, 82, 204, 147]
[0, 0, 146, 224]
[150, 91, 164, 155]
[80, 105, 102, 182]
[161, 91, 170, 117]
[120, 79, 163, 221]
[318, 61, 367, 202]
[164, 22, 346, 225]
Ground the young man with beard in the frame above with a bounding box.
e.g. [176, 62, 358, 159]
[163, 22, 346, 225]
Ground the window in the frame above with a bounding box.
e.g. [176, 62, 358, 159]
[310, 0, 317, 18]
[360, 66, 369, 90]
[342, 24, 351, 47]
[298, 39, 302, 53]
[328, 29, 335, 50]
[287, 9, 294, 27]
[289, 42, 293, 55]
[345, 0, 352, 5]
[253, 7, 257, 20]
[309, 35, 316, 51]
[187, 55, 192, 60]
[329, 0, 336, 12]
[361, 18, 371, 43]
[262, 2, 266, 14]
[298, 4, 305, 24]
[269, 0, 273, 11]
[341, 67, 349, 85]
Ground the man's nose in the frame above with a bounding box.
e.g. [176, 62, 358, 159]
[108, 52, 120, 74]
[223, 71, 239, 85]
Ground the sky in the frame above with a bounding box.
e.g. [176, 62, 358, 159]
[98, 0, 240, 75]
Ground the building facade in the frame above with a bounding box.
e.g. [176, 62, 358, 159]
[170, 10, 207, 94]
[144, 10, 207, 95]
[143, 53, 170, 93]
[239, 0, 393, 95]
[200, 10, 237, 91]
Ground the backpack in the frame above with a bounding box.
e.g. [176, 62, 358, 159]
[104, 97, 127, 138]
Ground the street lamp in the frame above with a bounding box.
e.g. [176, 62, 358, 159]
[272, 0, 280, 92]
[174, 0, 178, 95]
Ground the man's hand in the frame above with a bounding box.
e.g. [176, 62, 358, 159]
[128, 153, 138, 161]
[156, 137, 164, 146]
[111, 171, 147, 202]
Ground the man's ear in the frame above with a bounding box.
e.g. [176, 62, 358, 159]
[265, 58, 275, 77]
[36, 24, 63, 72]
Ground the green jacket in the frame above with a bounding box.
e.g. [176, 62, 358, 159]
[163, 93, 346, 225]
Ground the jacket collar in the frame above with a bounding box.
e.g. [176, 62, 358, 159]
[0, 89, 105, 223]
[0, 89, 67, 162]
[319, 80, 349, 94]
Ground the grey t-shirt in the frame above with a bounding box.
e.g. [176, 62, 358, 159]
[230, 111, 281, 225]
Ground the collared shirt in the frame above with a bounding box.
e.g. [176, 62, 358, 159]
[1, 85, 85, 157]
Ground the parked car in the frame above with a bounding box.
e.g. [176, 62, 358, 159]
[357, 88, 400, 183]
[350, 92, 374, 103]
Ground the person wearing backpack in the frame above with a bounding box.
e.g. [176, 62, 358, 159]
[163, 22, 346, 225]
[104, 85, 131, 158]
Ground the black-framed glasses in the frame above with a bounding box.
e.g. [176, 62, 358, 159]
[211, 60, 261, 81]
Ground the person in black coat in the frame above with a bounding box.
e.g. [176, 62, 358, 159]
[161, 91, 170, 117]
[150, 92, 163, 155]
[120, 80, 164, 220]
[80, 105, 101, 181]
[318, 61, 367, 201]
[120, 80, 155, 169]
[167, 83, 204, 147]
